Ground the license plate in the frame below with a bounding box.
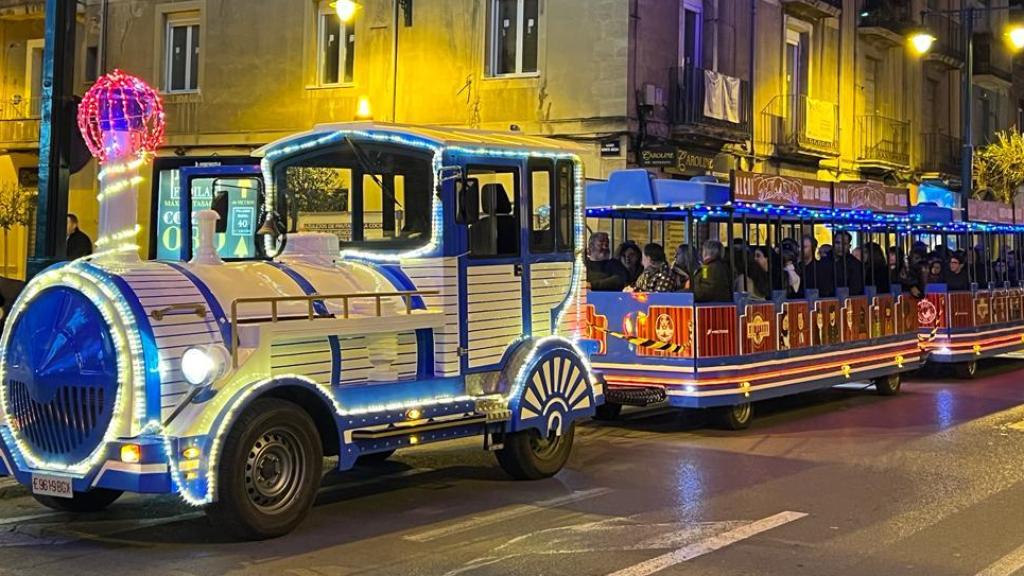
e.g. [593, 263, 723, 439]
[31, 474, 73, 499]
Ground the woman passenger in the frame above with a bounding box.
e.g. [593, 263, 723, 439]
[617, 241, 643, 287]
[629, 243, 681, 293]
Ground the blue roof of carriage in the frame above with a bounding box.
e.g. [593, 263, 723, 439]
[254, 122, 585, 158]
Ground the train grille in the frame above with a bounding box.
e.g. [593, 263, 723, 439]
[5, 379, 113, 460]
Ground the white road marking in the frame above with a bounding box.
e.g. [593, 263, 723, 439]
[404, 487, 613, 543]
[975, 542, 1024, 576]
[605, 511, 809, 576]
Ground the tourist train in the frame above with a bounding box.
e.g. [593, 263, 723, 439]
[0, 120, 599, 539]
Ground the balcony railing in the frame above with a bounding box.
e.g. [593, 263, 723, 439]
[973, 32, 1013, 83]
[921, 132, 962, 175]
[857, 114, 910, 168]
[669, 66, 751, 143]
[0, 96, 40, 146]
[163, 93, 201, 136]
[923, 11, 964, 63]
[760, 94, 839, 159]
[858, 0, 912, 39]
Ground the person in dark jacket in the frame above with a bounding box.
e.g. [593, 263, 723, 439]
[616, 241, 643, 287]
[831, 231, 864, 296]
[946, 250, 970, 291]
[66, 213, 92, 260]
[585, 232, 630, 291]
[693, 239, 733, 303]
[862, 242, 890, 292]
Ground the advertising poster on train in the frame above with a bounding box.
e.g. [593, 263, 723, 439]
[155, 169, 258, 260]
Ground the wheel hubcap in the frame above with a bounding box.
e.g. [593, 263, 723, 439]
[733, 403, 751, 423]
[529, 431, 563, 461]
[244, 428, 305, 514]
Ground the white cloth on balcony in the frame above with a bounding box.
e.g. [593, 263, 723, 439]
[703, 70, 741, 124]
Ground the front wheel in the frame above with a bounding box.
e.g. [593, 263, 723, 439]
[33, 488, 122, 513]
[206, 398, 323, 540]
[874, 373, 902, 396]
[953, 361, 978, 380]
[715, 402, 753, 430]
[496, 423, 576, 480]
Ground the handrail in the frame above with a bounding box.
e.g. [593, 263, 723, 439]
[150, 302, 207, 321]
[228, 289, 438, 367]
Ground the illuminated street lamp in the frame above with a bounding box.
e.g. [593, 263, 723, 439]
[907, 6, 1024, 199]
[1008, 23, 1024, 50]
[908, 30, 936, 56]
[331, 0, 359, 22]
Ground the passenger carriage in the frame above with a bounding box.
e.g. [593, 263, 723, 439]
[582, 170, 922, 429]
[0, 121, 600, 539]
[913, 198, 1024, 378]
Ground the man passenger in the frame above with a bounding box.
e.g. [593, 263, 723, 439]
[586, 232, 629, 291]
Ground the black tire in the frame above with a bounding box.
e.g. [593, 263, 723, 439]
[716, 402, 753, 431]
[953, 361, 978, 380]
[496, 423, 576, 480]
[206, 398, 323, 540]
[33, 488, 122, 513]
[593, 402, 622, 421]
[874, 373, 902, 396]
[356, 449, 396, 465]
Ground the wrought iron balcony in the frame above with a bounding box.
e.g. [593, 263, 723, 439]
[760, 94, 839, 161]
[922, 11, 965, 65]
[781, 0, 842, 20]
[973, 32, 1013, 85]
[669, 66, 751, 145]
[856, 114, 910, 169]
[0, 96, 40, 147]
[920, 132, 962, 176]
[858, 0, 914, 45]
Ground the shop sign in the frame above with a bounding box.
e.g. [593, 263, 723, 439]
[732, 171, 832, 208]
[833, 181, 909, 214]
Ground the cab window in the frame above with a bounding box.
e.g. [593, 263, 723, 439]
[154, 169, 261, 260]
[528, 159, 554, 253]
[467, 166, 520, 258]
[277, 142, 433, 250]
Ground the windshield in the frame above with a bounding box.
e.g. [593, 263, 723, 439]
[276, 141, 434, 251]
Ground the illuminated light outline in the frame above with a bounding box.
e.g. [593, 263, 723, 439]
[0, 261, 147, 474]
[164, 374, 485, 505]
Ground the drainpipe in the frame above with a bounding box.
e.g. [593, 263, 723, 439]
[97, 0, 109, 74]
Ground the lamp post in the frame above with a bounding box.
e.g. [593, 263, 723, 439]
[909, 5, 1024, 201]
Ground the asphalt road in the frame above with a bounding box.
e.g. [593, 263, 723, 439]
[2, 361, 1024, 575]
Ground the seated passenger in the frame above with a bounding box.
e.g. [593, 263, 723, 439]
[946, 251, 969, 291]
[629, 243, 681, 293]
[781, 248, 802, 298]
[693, 240, 733, 303]
[616, 241, 643, 287]
[832, 231, 865, 296]
[735, 247, 771, 300]
[862, 242, 891, 292]
[585, 232, 630, 291]
[926, 256, 945, 284]
[672, 243, 699, 290]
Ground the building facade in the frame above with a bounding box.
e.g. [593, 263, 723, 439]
[0, 0, 1022, 276]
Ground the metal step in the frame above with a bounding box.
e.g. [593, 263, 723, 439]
[604, 386, 667, 407]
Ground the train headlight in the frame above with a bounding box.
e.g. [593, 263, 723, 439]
[181, 345, 229, 387]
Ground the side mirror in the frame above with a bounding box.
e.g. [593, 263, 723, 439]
[456, 177, 480, 225]
[211, 189, 229, 234]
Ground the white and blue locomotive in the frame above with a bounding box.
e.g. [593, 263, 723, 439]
[0, 123, 599, 539]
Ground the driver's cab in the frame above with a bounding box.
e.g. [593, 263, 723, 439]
[159, 123, 583, 381]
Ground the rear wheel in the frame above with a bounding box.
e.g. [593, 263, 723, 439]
[206, 398, 323, 540]
[953, 361, 978, 380]
[496, 423, 576, 480]
[716, 402, 753, 430]
[593, 402, 622, 421]
[874, 373, 902, 396]
[33, 488, 122, 513]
